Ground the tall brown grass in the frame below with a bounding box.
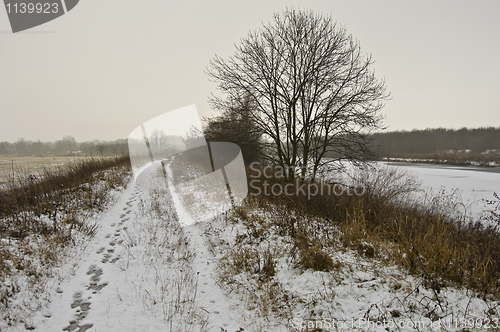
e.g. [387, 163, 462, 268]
[0, 156, 130, 220]
[247, 163, 500, 297]
[0, 156, 131, 326]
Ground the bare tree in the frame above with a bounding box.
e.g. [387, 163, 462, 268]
[55, 135, 78, 154]
[149, 129, 167, 155]
[183, 125, 206, 150]
[204, 94, 263, 164]
[208, 8, 389, 181]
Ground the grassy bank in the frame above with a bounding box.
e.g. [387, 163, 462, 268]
[246, 164, 500, 296]
[0, 156, 131, 328]
[201, 164, 500, 329]
[0, 155, 129, 185]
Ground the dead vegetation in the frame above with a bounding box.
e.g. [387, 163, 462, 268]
[203, 163, 500, 330]
[120, 183, 209, 331]
[0, 156, 131, 328]
[246, 163, 500, 297]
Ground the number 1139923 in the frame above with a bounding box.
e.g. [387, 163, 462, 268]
[5, 2, 59, 14]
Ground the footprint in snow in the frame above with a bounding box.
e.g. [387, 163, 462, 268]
[63, 264, 108, 332]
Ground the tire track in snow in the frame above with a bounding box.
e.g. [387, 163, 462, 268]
[165, 162, 243, 331]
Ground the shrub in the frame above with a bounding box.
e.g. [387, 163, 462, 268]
[0, 156, 131, 327]
[296, 245, 334, 272]
[248, 163, 500, 296]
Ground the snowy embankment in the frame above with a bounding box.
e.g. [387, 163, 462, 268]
[20, 162, 245, 332]
[201, 202, 500, 332]
[5, 162, 500, 331]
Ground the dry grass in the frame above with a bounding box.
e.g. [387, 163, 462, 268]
[247, 164, 500, 297]
[190, 163, 500, 330]
[0, 156, 130, 219]
[0, 155, 122, 185]
[0, 156, 131, 327]
[121, 183, 208, 331]
[201, 209, 295, 327]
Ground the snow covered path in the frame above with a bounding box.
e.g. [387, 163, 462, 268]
[33, 182, 147, 331]
[183, 224, 242, 331]
[16, 163, 500, 332]
[31, 170, 243, 332]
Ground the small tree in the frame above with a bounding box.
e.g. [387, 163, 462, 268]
[204, 94, 262, 164]
[96, 145, 105, 155]
[55, 136, 77, 154]
[149, 129, 167, 156]
[14, 138, 28, 155]
[183, 126, 206, 150]
[208, 8, 389, 181]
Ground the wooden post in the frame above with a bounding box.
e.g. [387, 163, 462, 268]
[11, 160, 14, 183]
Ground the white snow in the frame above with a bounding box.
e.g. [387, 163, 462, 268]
[384, 162, 500, 216]
[3, 162, 500, 332]
[26, 163, 245, 332]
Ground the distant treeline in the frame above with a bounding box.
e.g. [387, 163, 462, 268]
[370, 127, 500, 157]
[0, 136, 128, 155]
[3, 127, 500, 158]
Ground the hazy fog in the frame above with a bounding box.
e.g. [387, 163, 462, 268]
[1, 0, 499, 142]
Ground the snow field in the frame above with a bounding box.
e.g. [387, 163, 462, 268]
[5, 160, 500, 332]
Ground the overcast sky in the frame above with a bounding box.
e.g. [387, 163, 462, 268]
[1, 0, 499, 142]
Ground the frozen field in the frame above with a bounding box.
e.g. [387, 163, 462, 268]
[0, 155, 122, 185]
[385, 162, 500, 216]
